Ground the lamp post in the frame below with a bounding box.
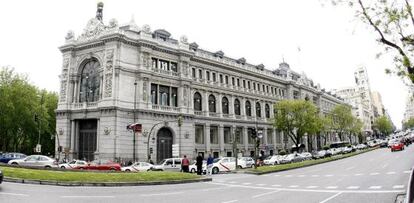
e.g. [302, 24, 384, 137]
[133, 81, 137, 162]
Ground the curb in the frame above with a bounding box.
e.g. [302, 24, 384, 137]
[3, 177, 212, 187]
[245, 148, 378, 175]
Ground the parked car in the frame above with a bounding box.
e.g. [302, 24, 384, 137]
[152, 158, 183, 172]
[280, 154, 304, 164]
[237, 157, 255, 168]
[0, 169, 2, 184]
[390, 141, 405, 152]
[73, 160, 121, 171]
[356, 144, 367, 150]
[58, 160, 88, 169]
[0, 153, 26, 164]
[189, 160, 207, 174]
[121, 162, 154, 172]
[298, 152, 313, 160]
[8, 155, 58, 168]
[327, 148, 342, 156]
[212, 157, 236, 174]
[264, 155, 284, 165]
[379, 140, 388, 148]
[312, 150, 329, 159]
[342, 146, 353, 154]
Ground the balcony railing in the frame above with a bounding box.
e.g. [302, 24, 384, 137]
[72, 102, 98, 109]
[151, 68, 179, 77]
[209, 112, 219, 117]
[151, 104, 180, 112]
[235, 115, 243, 120]
[194, 111, 203, 116]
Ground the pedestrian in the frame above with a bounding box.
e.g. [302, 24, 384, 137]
[196, 153, 203, 175]
[207, 154, 214, 176]
[181, 155, 190, 173]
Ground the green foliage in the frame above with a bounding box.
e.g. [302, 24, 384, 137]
[273, 100, 321, 148]
[328, 104, 355, 141]
[0, 67, 58, 155]
[403, 117, 414, 130]
[322, 145, 330, 150]
[278, 150, 287, 155]
[373, 116, 393, 136]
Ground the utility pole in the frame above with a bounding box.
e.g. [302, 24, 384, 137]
[133, 81, 137, 162]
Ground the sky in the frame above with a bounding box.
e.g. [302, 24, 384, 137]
[0, 0, 410, 128]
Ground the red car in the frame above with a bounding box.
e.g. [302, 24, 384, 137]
[74, 160, 121, 171]
[390, 141, 405, 152]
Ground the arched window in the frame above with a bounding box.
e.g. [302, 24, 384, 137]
[222, 97, 229, 114]
[209, 94, 216, 112]
[79, 59, 100, 103]
[245, 100, 251, 116]
[234, 99, 240, 115]
[256, 102, 261, 118]
[265, 104, 270, 118]
[194, 92, 202, 111]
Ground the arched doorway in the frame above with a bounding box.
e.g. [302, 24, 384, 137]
[78, 120, 97, 161]
[156, 127, 173, 163]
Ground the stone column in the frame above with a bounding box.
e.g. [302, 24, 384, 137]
[229, 95, 234, 117]
[219, 124, 224, 155]
[241, 98, 246, 118]
[243, 126, 248, 154]
[203, 91, 209, 115]
[217, 93, 222, 117]
[205, 124, 211, 153]
[273, 128, 277, 152]
[263, 127, 268, 145]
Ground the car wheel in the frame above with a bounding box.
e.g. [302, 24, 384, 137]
[79, 167, 84, 170]
[11, 162, 18, 165]
[110, 168, 116, 172]
[237, 165, 243, 169]
[212, 167, 219, 174]
[45, 166, 51, 169]
[60, 166, 65, 169]
[191, 168, 196, 173]
[125, 169, 131, 172]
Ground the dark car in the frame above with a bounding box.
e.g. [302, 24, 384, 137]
[0, 169, 3, 184]
[0, 153, 26, 164]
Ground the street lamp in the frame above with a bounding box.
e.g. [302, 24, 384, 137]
[133, 81, 137, 161]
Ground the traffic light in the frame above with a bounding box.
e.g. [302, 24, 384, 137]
[250, 128, 257, 139]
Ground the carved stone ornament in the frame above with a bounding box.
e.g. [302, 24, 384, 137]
[142, 52, 150, 68]
[143, 80, 148, 102]
[58, 128, 64, 135]
[65, 30, 75, 41]
[142, 24, 151, 34]
[180, 35, 188, 44]
[104, 74, 113, 98]
[78, 18, 106, 41]
[104, 49, 114, 98]
[104, 127, 111, 135]
[108, 18, 118, 28]
[60, 81, 67, 102]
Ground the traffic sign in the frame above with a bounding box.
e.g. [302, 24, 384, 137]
[172, 144, 179, 157]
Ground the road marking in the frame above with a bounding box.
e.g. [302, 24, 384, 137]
[141, 192, 183, 197]
[369, 186, 382, 189]
[382, 164, 389, 168]
[346, 166, 355, 170]
[404, 170, 411, 174]
[202, 186, 231, 192]
[256, 184, 266, 186]
[272, 184, 281, 187]
[222, 200, 238, 203]
[346, 186, 360, 189]
[263, 174, 270, 177]
[307, 186, 319, 189]
[229, 181, 237, 184]
[311, 175, 320, 177]
[298, 175, 306, 177]
[326, 186, 338, 189]
[393, 185, 404, 189]
[285, 175, 293, 178]
[319, 192, 343, 203]
[369, 172, 379, 176]
[354, 173, 363, 176]
[242, 183, 252, 185]
[62, 196, 115, 198]
[324, 174, 333, 177]
[252, 190, 280, 198]
[386, 172, 396, 175]
[0, 192, 29, 197]
[289, 185, 299, 188]
[273, 174, 280, 177]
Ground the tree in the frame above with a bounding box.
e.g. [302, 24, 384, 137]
[374, 116, 394, 137]
[331, 0, 414, 84]
[329, 104, 354, 141]
[0, 67, 58, 155]
[403, 117, 414, 129]
[349, 118, 364, 144]
[273, 100, 321, 151]
[316, 115, 334, 147]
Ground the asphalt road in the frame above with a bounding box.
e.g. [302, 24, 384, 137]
[0, 146, 413, 203]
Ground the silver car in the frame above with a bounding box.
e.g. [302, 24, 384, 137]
[8, 155, 58, 168]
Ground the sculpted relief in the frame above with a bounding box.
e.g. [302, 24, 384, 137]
[104, 49, 114, 98]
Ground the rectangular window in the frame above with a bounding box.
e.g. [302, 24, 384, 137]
[159, 59, 169, 70]
[236, 127, 243, 144]
[243, 80, 246, 88]
[253, 82, 256, 90]
[210, 126, 219, 144]
[248, 128, 255, 144]
[171, 87, 178, 107]
[220, 74, 223, 83]
[237, 78, 240, 87]
[192, 68, 196, 78]
[170, 62, 177, 72]
[212, 72, 216, 82]
[225, 76, 229, 84]
[206, 71, 210, 81]
[159, 85, 170, 106]
[224, 127, 231, 144]
[152, 58, 158, 69]
[248, 81, 251, 89]
[195, 125, 204, 144]
[266, 85, 269, 93]
[267, 129, 273, 144]
[271, 87, 274, 94]
[151, 84, 158, 105]
[198, 69, 203, 79]
[293, 90, 300, 99]
[231, 77, 235, 86]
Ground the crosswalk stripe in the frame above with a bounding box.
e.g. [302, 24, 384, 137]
[326, 186, 338, 189]
[393, 185, 404, 189]
[346, 186, 360, 189]
[369, 186, 382, 189]
[306, 186, 318, 189]
[386, 172, 396, 175]
[272, 184, 281, 187]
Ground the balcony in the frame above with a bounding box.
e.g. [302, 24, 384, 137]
[151, 68, 179, 77]
[235, 115, 243, 120]
[222, 114, 231, 118]
[209, 112, 219, 117]
[194, 111, 203, 116]
[151, 104, 180, 112]
[72, 102, 98, 109]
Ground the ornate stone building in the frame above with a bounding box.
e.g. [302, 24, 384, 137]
[56, 3, 345, 162]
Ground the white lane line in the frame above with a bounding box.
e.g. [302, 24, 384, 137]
[256, 184, 266, 186]
[242, 183, 252, 185]
[382, 164, 389, 168]
[307, 186, 319, 189]
[346, 186, 360, 190]
[369, 172, 380, 176]
[324, 174, 333, 177]
[272, 184, 281, 187]
[141, 192, 184, 197]
[273, 174, 280, 177]
[354, 173, 363, 176]
[0, 192, 29, 197]
[311, 175, 320, 177]
[285, 175, 293, 178]
[289, 185, 299, 188]
[393, 185, 404, 189]
[263, 174, 270, 177]
[404, 170, 411, 174]
[298, 175, 306, 177]
[202, 186, 231, 192]
[346, 166, 355, 170]
[386, 172, 396, 175]
[252, 190, 280, 198]
[222, 200, 238, 203]
[319, 192, 343, 203]
[61, 196, 115, 198]
[326, 186, 338, 189]
[229, 181, 237, 184]
[369, 186, 382, 190]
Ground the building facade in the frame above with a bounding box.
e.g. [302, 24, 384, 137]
[403, 86, 414, 124]
[55, 4, 345, 162]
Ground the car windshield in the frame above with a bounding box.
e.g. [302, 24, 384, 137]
[213, 158, 221, 163]
[159, 159, 167, 165]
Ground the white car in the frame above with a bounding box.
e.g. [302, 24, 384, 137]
[298, 152, 313, 160]
[189, 160, 207, 173]
[121, 162, 154, 172]
[152, 158, 183, 171]
[8, 155, 58, 168]
[237, 157, 255, 168]
[59, 160, 88, 169]
[356, 144, 367, 150]
[264, 155, 284, 165]
[327, 148, 342, 156]
[212, 157, 236, 174]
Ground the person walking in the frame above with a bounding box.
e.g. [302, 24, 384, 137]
[196, 153, 203, 175]
[206, 154, 214, 176]
[181, 155, 190, 173]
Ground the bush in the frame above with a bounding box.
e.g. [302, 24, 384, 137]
[278, 150, 287, 155]
[322, 145, 330, 150]
[347, 144, 352, 147]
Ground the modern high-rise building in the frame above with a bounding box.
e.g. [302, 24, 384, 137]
[403, 86, 414, 124]
[55, 3, 346, 162]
